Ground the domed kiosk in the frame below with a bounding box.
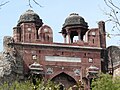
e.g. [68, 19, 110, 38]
[63, 13, 88, 28]
[18, 9, 43, 28]
[13, 9, 44, 42]
[61, 13, 88, 43]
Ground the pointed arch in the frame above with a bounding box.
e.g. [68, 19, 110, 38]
[51, 72, 77, 89]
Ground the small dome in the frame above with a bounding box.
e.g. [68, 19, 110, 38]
[29, 62, 44, 74]
[88, 65, 99, 70]
[63, 13, 88, 28]
[87, 65, 99, 74]
[18, 9, 43, 26]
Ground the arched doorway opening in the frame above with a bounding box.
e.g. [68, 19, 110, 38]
[51, 72, 77, 89]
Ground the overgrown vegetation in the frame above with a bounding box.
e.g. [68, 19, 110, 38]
[0, 77, 85, 90]
[0, 79, 60, 90]
[92, 73, 120, 90]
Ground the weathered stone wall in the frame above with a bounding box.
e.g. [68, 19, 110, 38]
[0, 36, 24, 83]
[107, 46, 120, 75]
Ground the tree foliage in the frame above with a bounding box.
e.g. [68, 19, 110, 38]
[0, 77, 83, 90]
[92, 73, 120, 90]
[0, 79, 60, 90]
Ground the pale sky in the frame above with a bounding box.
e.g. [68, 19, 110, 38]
[0, 0, 119, 51]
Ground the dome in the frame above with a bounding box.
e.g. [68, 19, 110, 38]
[18, 9, 43, 26]
[29, 62, 44, 74]
[87, 65, 99, 74]
[88, 65, 99, 70]
[63, 13, 88, 28]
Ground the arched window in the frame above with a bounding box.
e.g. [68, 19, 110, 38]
[93, 39, 94, 44]
[47, 35, 49, 41]
[29, 33, 31, 40]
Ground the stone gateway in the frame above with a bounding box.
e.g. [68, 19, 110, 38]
[0, 9, 110, 90]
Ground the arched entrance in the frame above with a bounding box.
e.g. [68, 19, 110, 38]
[51, 72, 77, 89]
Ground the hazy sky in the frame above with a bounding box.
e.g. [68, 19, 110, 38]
[0, 0, 119, 51]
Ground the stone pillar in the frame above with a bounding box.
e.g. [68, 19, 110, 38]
[62, 34, 67, 43]
[66, 28, 71, 43]
[13, 27, 18, 42]
[67, 33, 71, 43]
[78, 30, 81, 41]
[98, 21, 106, 48]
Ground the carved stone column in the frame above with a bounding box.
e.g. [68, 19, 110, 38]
[78, 30, 81, 41]
[62, 34, 67, 43]
[66, 29, 71, 43]
[68, 33, 71, 43]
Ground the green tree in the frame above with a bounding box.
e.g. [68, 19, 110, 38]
[0, 81, 33, 90]
[0, 79, 60, 90]
[92, 73, 120, 90]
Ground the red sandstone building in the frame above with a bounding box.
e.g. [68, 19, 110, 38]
[10, 10, 106, 89]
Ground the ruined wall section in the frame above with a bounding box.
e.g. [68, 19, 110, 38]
[0, 36, 24, 83]
[107, 46, 120, 75]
